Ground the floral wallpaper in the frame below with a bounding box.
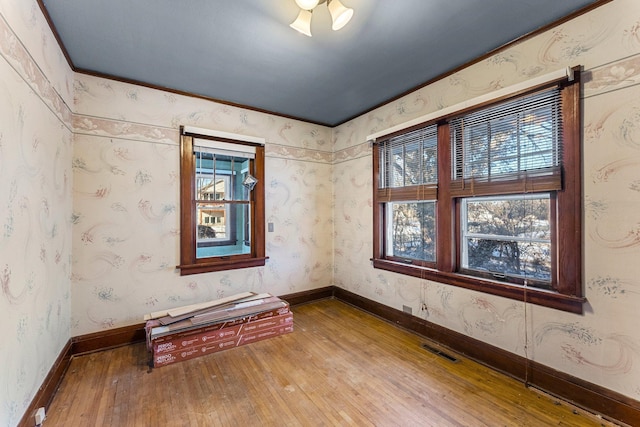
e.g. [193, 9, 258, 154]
[333, 0, 640, 401]
[2, 0, 640, 425]
[70, 74, 334, 335]
[0, 2, 73, 425]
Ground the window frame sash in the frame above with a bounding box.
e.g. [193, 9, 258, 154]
[178, 129, 267, 275]
[459, 193, 553, 287]
[384, 200, 437, 267]
[372, 68, 583, 313]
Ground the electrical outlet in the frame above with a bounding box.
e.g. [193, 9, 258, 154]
[35, 407, 46, 425]
[421, 302, 428, 311]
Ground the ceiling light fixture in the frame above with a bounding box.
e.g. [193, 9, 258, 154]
[290, 0, 354, 37]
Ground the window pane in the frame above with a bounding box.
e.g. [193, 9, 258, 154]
[379, 124, 437, 188]
[520, 106, 557, 168]
[404, 142, 421, 185]
[391, 147, 405, 187]
[465, 196, 550, 239]
[462, 195, 551, 282]
[197, 203, 251, 258]
[195, 152, 251, 202]
[387, 201, 436, 262]
[197, 202, 227, 240]
[465, 239, 551, 281]
[452, 88, 561, 181]
[197, 176, 228, 202]
[464, 123, 489, 177]
[194, 150, 253, 259]
[489, 115, 519, 175]
[422, 140, 438, 184]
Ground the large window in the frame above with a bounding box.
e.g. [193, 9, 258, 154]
[372, 70, 582, 313]
[178, 127, 266, 275]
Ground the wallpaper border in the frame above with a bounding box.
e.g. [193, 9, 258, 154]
[0, 12, 73, 130]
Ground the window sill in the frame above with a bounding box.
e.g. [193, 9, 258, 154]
[177, 256, 268, 276]
[372, 259, 584, 314]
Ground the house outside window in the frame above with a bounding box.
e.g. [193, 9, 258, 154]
[178, 126, 266, 275]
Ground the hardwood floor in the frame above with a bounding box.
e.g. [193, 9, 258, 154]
[46, 299, 615, 426]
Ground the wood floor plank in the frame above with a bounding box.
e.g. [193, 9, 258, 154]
[45, 300, 616, 426]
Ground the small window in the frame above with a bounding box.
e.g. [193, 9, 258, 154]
[376, 124, 438, 268]
[178, 127, 267, 275]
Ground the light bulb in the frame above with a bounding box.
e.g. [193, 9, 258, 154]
[294, 0, 320, 10]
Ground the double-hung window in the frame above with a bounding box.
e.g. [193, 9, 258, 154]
[378, 125, 438, 265]
[451, 88, 561, 288]
[372, 68, 582, 313]
[178, 126, 267, 275]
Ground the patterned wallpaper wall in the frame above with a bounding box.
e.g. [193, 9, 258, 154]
[71, 76, 335, 334]
[333, 0, 640, 401]
[2, 0, 640, 425]
[0, 1, 73, 425]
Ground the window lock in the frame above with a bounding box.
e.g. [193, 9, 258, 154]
[491, 272, 506, 280]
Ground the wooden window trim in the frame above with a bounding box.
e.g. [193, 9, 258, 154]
[372, 70, 584, 314]
[177, 130, 266, 276]
[371, 258, 584, 312]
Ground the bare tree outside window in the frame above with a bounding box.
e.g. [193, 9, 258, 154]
[372, 72, 583, 312]
[462, 195, 551, 284]
[388, 201, 436, 262]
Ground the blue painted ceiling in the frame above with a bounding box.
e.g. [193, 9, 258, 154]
[41, 0, 603, 126]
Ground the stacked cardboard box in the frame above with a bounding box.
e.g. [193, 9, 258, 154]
[144, 292, 293, 368]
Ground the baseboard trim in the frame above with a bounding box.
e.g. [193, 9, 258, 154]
[72, 322, 147, 356]
[22, 285, 640, 427]
[69, 287, 333, 356]
[18, 340, 72, 427]
[528, 360, 640, 426]
[18, 287, 333, 425]
[280, 286, 334, 306]
[333, 286, 640, 426]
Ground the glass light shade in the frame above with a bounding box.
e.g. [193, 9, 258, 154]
[327, 0, 353, 31]
[294, 0, 320, 10]
[290, 9, 313, 36]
